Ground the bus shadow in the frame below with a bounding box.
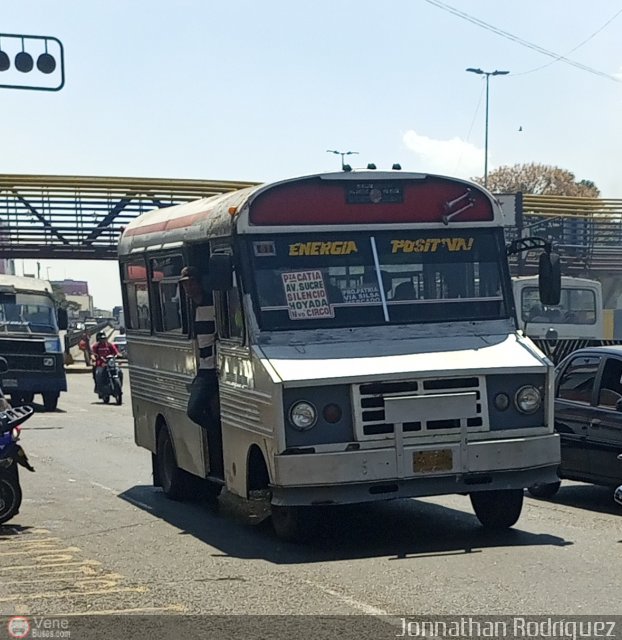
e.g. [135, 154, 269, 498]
[528, 483, 621, 517]
[119, 485, 571, 564]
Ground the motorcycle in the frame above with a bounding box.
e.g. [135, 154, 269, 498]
[0, 399, 35, 524]
[97, 355, 123, 405]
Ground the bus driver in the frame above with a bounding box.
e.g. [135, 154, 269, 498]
[179, 266, 223, 478]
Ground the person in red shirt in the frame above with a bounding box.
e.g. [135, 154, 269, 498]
[91, 332, 120, 394]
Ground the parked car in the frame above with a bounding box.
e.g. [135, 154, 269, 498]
[112, 335, 128, 359]
[529, 346, 622, 498]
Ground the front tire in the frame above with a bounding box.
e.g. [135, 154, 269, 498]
[470, 489, 524, 530]
[0, 471, 22, 524]
[102, 395, 110, 404]
[42, 392, 59, 412]
[528, 481, 561, 499]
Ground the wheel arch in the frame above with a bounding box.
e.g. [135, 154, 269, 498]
[246, 443, 271, 498]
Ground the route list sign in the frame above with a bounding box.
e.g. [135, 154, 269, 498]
[281, 270, 334, 320]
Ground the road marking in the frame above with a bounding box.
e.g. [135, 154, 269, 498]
[0, 560, 101, 573]
[304, 580, 443, 637]
[61, 605, 188, 615]
[1, 572, 123, 586]
[0, 586, 148, 602]
[0, 546, 81, 557]
[91, 480, 153, 511]
[0, 537, 61, 546]
[303, 579, 391, 616]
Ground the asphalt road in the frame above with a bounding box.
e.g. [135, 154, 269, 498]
[1, 373, 621, 620]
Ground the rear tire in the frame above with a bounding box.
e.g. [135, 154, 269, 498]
[527, 481, 561, 499]
[0, 471, 22, 524]
[42, 392, 59, 412]
[102, 395, 110, 404]
[156, 427, 195, 501]
[470, 489, 524, 530]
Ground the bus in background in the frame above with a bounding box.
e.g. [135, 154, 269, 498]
[118, 170, 561, 541]
[512, 276, 619, 364]
[0, 275, 68, 411]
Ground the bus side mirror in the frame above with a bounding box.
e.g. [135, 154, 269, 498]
[57, 308, 68, 330]
[538, 252, 561, 306]
[209, 254, 233, 291]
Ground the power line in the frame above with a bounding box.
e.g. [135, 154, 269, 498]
[423, 0, 622, 83]
[513, 6, 622, 77]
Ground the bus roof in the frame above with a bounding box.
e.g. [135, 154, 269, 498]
[118, 170, 502, 256]
[0, 274, 53, 295]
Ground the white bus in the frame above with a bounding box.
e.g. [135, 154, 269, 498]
[118, 170, 561, 541]
[0, 275, 68, 410]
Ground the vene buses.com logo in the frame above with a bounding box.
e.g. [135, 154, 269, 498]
[7, 616, 31, 639]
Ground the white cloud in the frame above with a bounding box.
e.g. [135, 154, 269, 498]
[402, 130, 484, 179]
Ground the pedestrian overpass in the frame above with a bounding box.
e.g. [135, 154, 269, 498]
[0, 174, 258, 260]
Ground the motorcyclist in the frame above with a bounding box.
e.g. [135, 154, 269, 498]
[91, 332, 121, 395]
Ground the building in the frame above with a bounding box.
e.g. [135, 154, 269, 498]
[51, 279, 94, 317]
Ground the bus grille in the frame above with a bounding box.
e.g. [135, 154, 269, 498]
[353, 376, 486, 439]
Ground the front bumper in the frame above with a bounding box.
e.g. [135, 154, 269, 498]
[272, 433, 560, 506]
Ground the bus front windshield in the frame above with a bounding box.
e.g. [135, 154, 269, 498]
[0, 293, 58, 334]
[248, 230, 509, 331]
[521, 287, 596, 325]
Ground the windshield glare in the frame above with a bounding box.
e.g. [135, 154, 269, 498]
[0, 293, 58, 334]
[248, 230, 508, 331]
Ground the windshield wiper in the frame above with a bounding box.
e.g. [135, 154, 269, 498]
[442, 189, 475, 225]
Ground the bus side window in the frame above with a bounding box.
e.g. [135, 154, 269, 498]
[150, 255, 188, 335]
[122, 259, 151, 332]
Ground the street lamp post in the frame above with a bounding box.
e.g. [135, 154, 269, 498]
[466, 68, 509, 189]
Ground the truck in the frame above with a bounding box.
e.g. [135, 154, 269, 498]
[0, 275, 68, 411]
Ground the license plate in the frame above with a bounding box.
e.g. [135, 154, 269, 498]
[413, 449, 453, 473]
[2, 379, 17, 388]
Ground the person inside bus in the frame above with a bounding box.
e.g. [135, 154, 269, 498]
[179, 265, 224, 478]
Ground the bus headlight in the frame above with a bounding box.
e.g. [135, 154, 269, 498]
[515, 385, 541, 414]
[289, 401, 317, 430]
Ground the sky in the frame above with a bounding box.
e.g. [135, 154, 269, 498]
[3, 0, 621, 310]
